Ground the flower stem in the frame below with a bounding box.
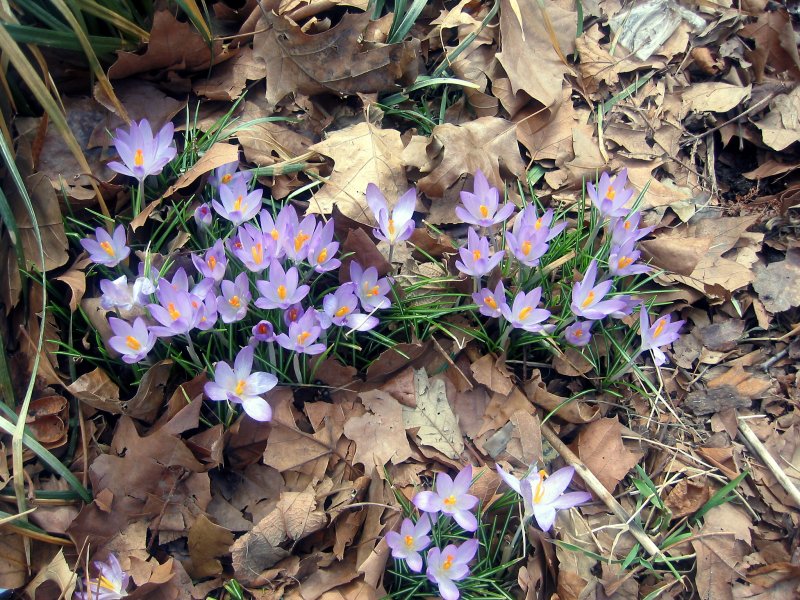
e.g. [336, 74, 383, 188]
[388, 243, 394, 268]
[292, 352, 303, 384]
[184, 334, 202, 368]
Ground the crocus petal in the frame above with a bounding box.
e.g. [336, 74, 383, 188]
[453, 509, 478, 532]
[204, 382, 229, 402]
[413, 490, 442, 513]
[540, 466, 575, 504]
[551, 491, 593, 510]
[405, 551, 423, 572]
[496, 465, 523, 494]
[533, 505, 557, 531]
[437, 578, 460, 600]
[241, 396, 272, 421]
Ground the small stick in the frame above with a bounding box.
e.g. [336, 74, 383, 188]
[737, 418, 800, 507]
[540, 422, 663, 558]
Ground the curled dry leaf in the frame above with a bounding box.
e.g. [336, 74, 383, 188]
[402, 369, 464, 459]
[572, 417, 643, 493]
[752, 248, 800, 314]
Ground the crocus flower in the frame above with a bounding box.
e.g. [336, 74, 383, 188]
[100, 275, 154, 312]
[196, 294, 218, 331]
[230, 223, 275, 273]
[413, 465, 478, 532]
[108, 317, 156, 364]
[426, 539, 479, 600]
[192, 240, 228, 283]
[639, 305, 684, 366]
[252, 320, 275, 342]
[148, 286, 199, 337]
[306, 219, 341, 273]
[513, 206, 567, 241]
[259, 206, 296, 261]
[609, 211, 653, 246]
[366, 184, 416, 244]
[321, 285, 379, 331]
[587, 170, 634, 219]
[194, 203, 213, 228]
[350, 261, 392, 311]
[501, 288, 551, 333]
[506, 226, 550, 267]
[75, 553, 130, 600]
[107, 118, 176, 182]
[255, 261, 309, 310]
[81, 224, 130, 267]
[608, 239, 651, 277]
[570, 260, 630, 320]
[455, 169, 514, 227]
[204, 345, 277, 421]
[455, 228, 504, 278]
[564, 320, 593, 346]
[282, 213, 318, 262]
[496, 464, 592, 531]
[208, 161, 252, 188]
[472, 281, 507, 318]
[385, 517, 431, 573]
[216, 273, 251, 323]
[284, 303, 305, 327]
[275, 310, 326, 355]
[212, 177, 262, 225]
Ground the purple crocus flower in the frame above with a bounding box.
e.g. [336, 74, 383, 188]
[513, 206, 567, 241]
[107, 118, 176, 182]
[81, 224, 130, 267]
[255, 261, 309, 310]
[455, 169, 514, 228]
[252, 320, 275, 342]
[472, 281, 507, 318]
[204, 345, 277, 421]
[75, 553, 131, 600]
[609, 211, 653, 246]
[275, 310, 327, 355]
[497, 464, 592, 531]
[192, 240, 228, 283]
[413, 465, 478, 532]
[100, 275, 154, 312]
[639, 305, 684, 366]
[212, 177, 262, 225]
[564, 320, 593, 346]
[148, 286, 199, 337]
[608, 239, 651, 277]
[386, 517, 431, 573]
[455, 228, 504, 278]
[570, 260, 629, 320]
[350, 261, 392, 311]
[501, 288, 551, 333]
[196, 294, 218, 331]
[208, 161, 252, 188]
[108, 317, 156, 364]
[306, 219, 341, 273]
[282, 213, 318, 262]
[259, 206, 296, 261]
[284, 303, 305, 327]
[366, 184, 416, 244]
[230, 223, 274, 273]
[321, 285, 379, 331]
[587, 170, 634, 219]
[216, 272, 251, 323]
[506, 226, 550, 267]
[194, 203, 213, 228]
[426, 539, 479, 600]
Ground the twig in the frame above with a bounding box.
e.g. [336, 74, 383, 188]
[737, 418, 800, 507]
[540, 422, 663, 558]
[760, 348, 788, 372]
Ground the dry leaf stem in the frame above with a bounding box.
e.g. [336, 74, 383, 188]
[737, 417, 800, 507]
[540, 422, 663, 558]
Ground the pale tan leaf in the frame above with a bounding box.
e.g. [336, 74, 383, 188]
[402, 370, 464, 459]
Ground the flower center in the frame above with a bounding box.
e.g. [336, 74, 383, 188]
[368, 285, 380, 297]
[581, 291, 595, 308]
[167, 302, 181, 320]
[335, 306, 350, 317]
[443, 494, 457, 507]
[208, 256, 217, 269]
[442, 554, 454, 570]
[479, 205, 489, 218]
[317, 248, 328, 263]
[294, 232, 310, 252]
[125, 336, 141, 351]
[99, 241, 115, 257]
[288, 308, 299, 322]
[98, 575, 119, 592]
[277, 285, 287, 300]
[624, 219, 631, 230]
[233, 195, 243, 211]
[270, 228, 279, 241]
[575, 328, 583, 338]
[472, 249, 482, 261]
[605, 187, 616, 201]
[251, 243, 264, 264]
[521, 240, 532, 256]
[518, 306, 532, 320]
[297, 331, 311, 345]
[234, 380, 246, 395]
[618, 256, 634, 269]
[134, 148, 144, 167]
[258, 323, 269, 334]
[221, 173, 233, 184]
[484, 296, 498, 309]
[404, 534, 414, 548]
[533, 470, 548, 504]
[653, 319, 666, 338]
[388, 218, 396, 237]
[535, 217, 543, 230]
[229, 295, 241, 308]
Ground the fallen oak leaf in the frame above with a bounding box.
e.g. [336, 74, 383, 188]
[402, 369, 464, 459]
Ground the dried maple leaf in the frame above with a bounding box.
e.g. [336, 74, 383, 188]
[573, 417, 642, 493]
[753, 249, 800, 314]
[253, 11, 419, 108]
[402, 370, 464, 459]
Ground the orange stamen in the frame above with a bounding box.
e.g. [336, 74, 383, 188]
[519, 306, 532, 320]
[317, 248, 328, 263]
[234, 380, 246, 395]
[270, 228, 279, 241]
[617, 256, 634, 269]
[581, 291, 595, 308]
[277, 285, 287, 300]
[294, 232, 310, 252]
[404, 534, 415, 548]
[208, 256, 217, 269]
[479, 205, 489, 218]
[442, 555, 454, 570]
[134, 149, 144, 167]
[221, 173, 233, 184]
[167, 302, 181, 320]
[472, 249, 482, 261]
[443, 495, 457, 507]
[229, 296, 241, 308]
[484, 296, 498, 310]
[521, 240, 532, 256]
[297, 331, 311, 345]
[368, 285, 380, 297]
[335, 306, 350, 318]
[99, 241, 115, 257]
[533, 470, 548, 504]
[233, 195, 243, 211]
[653, 319, 666, 338]
[125, 336, 141, 351]
[606, 187, 616, 201]
[388, 218, 396, 237]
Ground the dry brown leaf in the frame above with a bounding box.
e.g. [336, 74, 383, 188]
[193, 48, 264, 101]
[663, 477, 710, 519]
[402, 369, 464, 459]
[753, 86, 800, 151]
[185, 515, 234, 579]
[13, 173, 69, 272]
[692, 504, 751, 600]
[681, 82, 751, 115]
[515, 87, 579, 163]
[739, 9, 800, 82]
[752, 249, 800, 313]
[470, 354, 514, 396]
[54, 257, 90, 312]
[24, 549, 77, 599]
[524, 371, 600, 424]
[66, 367, 122, 414]
[573, 417, 642, 493]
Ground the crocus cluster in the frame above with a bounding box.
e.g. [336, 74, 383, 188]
[75, 553, 130, 599]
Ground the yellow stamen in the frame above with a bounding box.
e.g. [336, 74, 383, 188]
[581, 291, 595, 308]
[443, 494, 457, 507]
[168, 302, 181, 320]
[317, 248, 328, 263]
[518, 306, 532, 320]
[624, 220, 631, 230]
[234, 380, 246, 395]
[288, 308, 299, 322]
[535, 217, 543, 230]
[229, 295, 241, 308]
[270, 228, 279, 241]
[442, 554, 454, 570]
[251, 243, 264, 264]
[521, 240, 532, 256]
[297, 331, 311, 345]
[606, 187, 616, 201]
[277, 285, 287, 300]
[233, 195, 243, 211]
[99, 241, 115, 257]
[134, 148, 144, 167]
[368, 285, 380, 297]
[388, 218, 396, 237]
[479, 205, 489, 218]
[257, 323, 269, 334]
[335, 306, 350, 317]
[472, 249, 482, 261]
[653, 319, 666, 338]
[221, 173, 233, 184]
[617, 256, 634, 269]
[98, 576, 118, 591]
[125, 336, 141, 351]
[294, 232, 310, 252]
[404, 534, 415, 548]
[575, 328, 583, 337]
[533, 470, 548, 504]
[484, 296, 498, 310]
[208, 256, 217, 269]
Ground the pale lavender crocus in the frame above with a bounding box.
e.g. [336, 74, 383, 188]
[306, 219, 341, 273]
[570, 260, 630, 320]
[108, 317, 156, 364]
[587, 170, 634, 219]
[148, 286, 199, 337]
[255, 261, 309, 310]
[99, 275, 154, 312]
[350, 261, 392, 311]
[426, 539, 479, 600]
[194, 203, 213, 228]
[195, 294, 218, 331]
[413, 465, 478, 532]
[514, 206, 567, 241]
[192, 240, 228, 283]
[501, 288, 551, 333]
[639, 305, 684, 366]
[107, 118, 176, 182]
[496, 464, 592, 531]
[204, 345, 277, 421]
[208, 161, 252, 188]
[284, 303, 305, 326]
[231, 223, 274, 273]
[282, 213, 318, 262]
[366, 184, 416, 244]
[275, 310, 327, 355]
[455, 228, 504, 278]
[455, 169, 514, 228]
[216, 273, 251, 323]
[386, 517, 431, 573]
[472, 281, 507, 318]
[75, 553, 130, 600]
[212, 177, 262, 225]
[609, 211, 653, 246]
[259, 206, 295, 261]
[81, 224, 130, 267]
[252, 320, 275, 342]
[506, 226, 550, 267]
[320, 285, 379, 331]
[564, 320, 593, 347]
[608, 239, 651, 277]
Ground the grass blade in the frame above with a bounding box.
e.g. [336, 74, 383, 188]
[72, 0, 150, 41]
